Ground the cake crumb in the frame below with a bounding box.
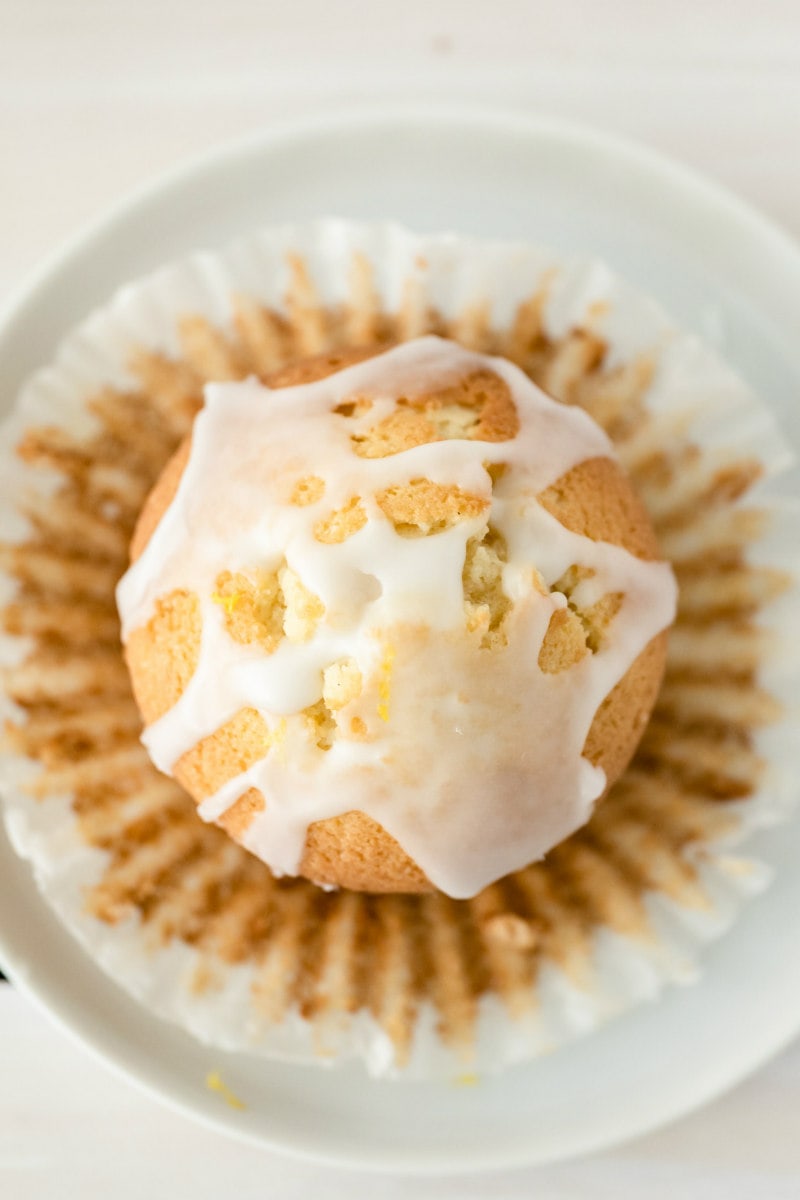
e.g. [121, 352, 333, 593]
[322, 658, 363, 710]
[280, 566, 325, 642]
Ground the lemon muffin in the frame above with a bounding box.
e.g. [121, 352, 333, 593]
[119, 336, 676, 896]
[2, 220, 792, 1078]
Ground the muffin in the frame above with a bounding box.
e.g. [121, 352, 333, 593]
[120, 336, 675, 895]
[0, 221, 794, 1077]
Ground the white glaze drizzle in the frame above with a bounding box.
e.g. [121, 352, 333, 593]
[116, 337, 677, 898]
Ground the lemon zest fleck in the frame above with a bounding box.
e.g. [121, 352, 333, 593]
[455, 1073, 479, 1087]
[211, 590, 241, 615]
[206, 1070, 246, 1110]
[377, 643, 396, 722]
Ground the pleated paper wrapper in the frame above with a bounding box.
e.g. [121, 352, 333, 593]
[0, 220, 798, 1080]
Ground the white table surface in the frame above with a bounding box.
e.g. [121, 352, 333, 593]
[2, 1, 800, 1195]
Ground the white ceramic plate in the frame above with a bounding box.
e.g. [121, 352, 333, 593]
[2, 105, 800, 1174]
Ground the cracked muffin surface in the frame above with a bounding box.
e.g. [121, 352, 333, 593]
[122, 339, 674, 894]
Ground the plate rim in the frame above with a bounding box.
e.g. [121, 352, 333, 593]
[4, 100, 800, 367]
[2, 100, 800, 1174]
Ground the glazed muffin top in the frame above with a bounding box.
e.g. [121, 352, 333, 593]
[119, 336, 676, 897]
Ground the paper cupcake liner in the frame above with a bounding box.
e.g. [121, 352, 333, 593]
[0, 219, 798, 1079]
